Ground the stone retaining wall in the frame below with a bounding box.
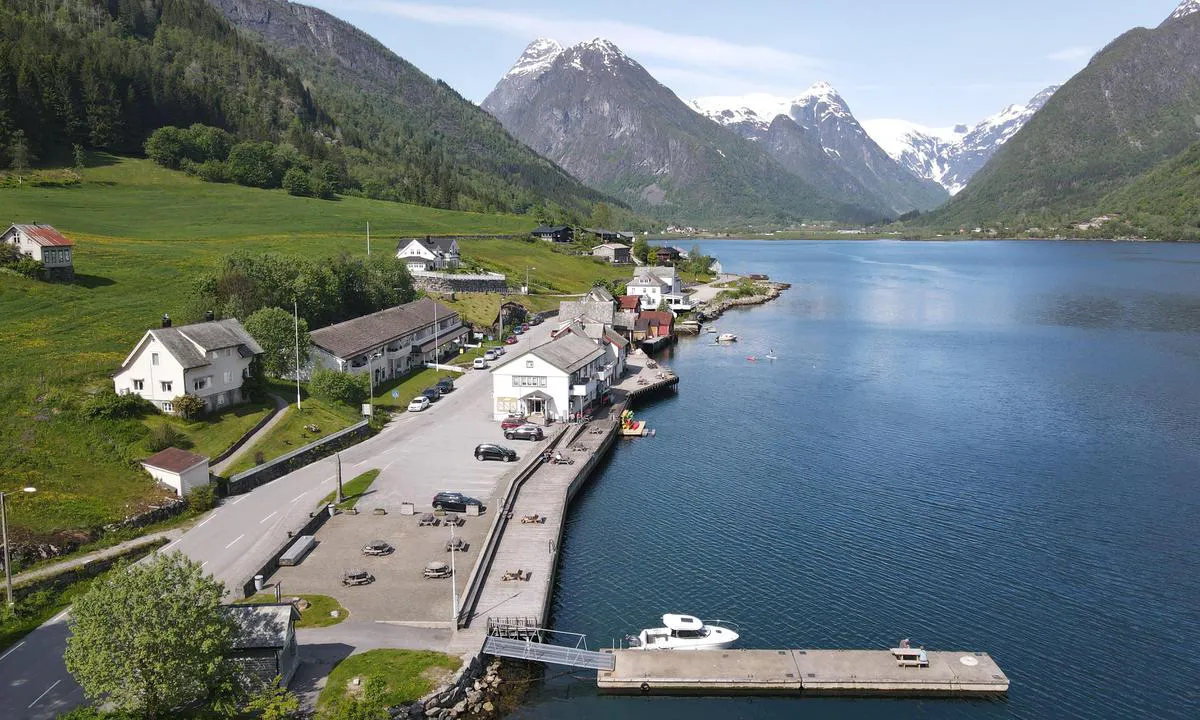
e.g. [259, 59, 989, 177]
[389, 656, 512, 720]
[412, 272, 509, 294]
[224, 420, 372, 495]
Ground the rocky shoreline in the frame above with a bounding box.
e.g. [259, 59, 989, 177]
[694, 281, 790, 322]
[389, 658, 539, 720]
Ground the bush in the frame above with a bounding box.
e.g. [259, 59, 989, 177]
[147, 423, 190, 452]
[227, 142, 283, 189]
[171, 394, 207, 420]
[194, 159, 230, 183]
[83, 390, 154, 420]
[309, 369, 368, 407]
[13, 257, 44, 279]
[282, 167, 311, 197]
[144, 126, 189, 169]
[185, 484, 216, 513]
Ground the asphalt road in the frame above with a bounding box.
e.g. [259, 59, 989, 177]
[0, 323, 553, 719]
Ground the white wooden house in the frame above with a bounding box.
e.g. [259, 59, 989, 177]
[2, 223, 75, 279]
[396, 237, 461, 271]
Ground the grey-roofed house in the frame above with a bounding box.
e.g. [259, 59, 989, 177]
[396, 236, 461, 271]
[489, 332, 612, 421]
[592, 243, 632, 264]
[221, 603, 301, 688]
[531, 225, 574, 243]
[113, 317, 263, 414]
[309, 298, 466, 385]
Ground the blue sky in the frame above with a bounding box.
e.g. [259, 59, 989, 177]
[307, 0, 1184, 126]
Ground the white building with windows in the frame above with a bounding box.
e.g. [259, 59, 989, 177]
[489, 333, 610, 422]
[309, 298, 466, 386]
[628, 266, 691, 312]
[396, 237, 461, 272]
[113, 317, 263, 414]
[3, 223, 75, 280]
[141, 447, 210, 497]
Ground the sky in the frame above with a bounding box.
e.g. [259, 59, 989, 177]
[305, 0, 1186, 127]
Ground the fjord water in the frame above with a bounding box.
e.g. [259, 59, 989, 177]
[516, 241, 1200, 720]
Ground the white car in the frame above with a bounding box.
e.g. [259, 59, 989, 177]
[493, 346, 506, 355]
[407, 396, 431, 412]
[472, 358, 488, 370]
[484, 350, 498, 361]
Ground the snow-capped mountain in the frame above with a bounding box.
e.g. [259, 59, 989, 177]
[482, 38, 861, 224]
[691, 82, 949, 216]
[862, 86, 1059, 195]
[1166, 0, 1200, 23]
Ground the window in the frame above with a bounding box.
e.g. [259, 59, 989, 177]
[161, 381, 172, 393]
[525, 360, 534, 368]
[513, 376, 547, 388]
[193, 376, 211, 392]
[132, 379, 144, 391]
[162, 401, 173, 413]
[151, 352, 159, 366]
[223, 371, 232, 384]
[217, 392, 227, 406]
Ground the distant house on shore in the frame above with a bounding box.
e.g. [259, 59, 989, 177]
[634, 310, 675, 342]
[488, 332, 610, 422]
[2, 223, 75, 280]
[309, 298, 466, 384]
[531, 225, 574, 243]
[221, 603, 301, 688]
[654, 246, 681, 265]
[113, 316, 262, 415]
[396, 236, 461, 271]
[592, 243, 632, 264]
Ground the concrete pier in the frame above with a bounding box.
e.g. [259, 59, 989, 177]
[596, 648, 1009, 696]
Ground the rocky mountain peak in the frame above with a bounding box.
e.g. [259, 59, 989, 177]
[1166, 0, 1200, 24]
[505, 37, 563, 79]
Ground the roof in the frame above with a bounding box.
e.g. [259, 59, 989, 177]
[603, 327, 630, 348]
[531, 225, 571, 234]
[492, 333, 605, 375]
[121, 318, 262, 372]
[663, 614, 702, 631]
[142, 447, 208, 474]
[586, 286, 615, 303]
[656, 246, 681, 256]
[628, 275, 668, 289]
[221, 604, 299, 650]
[398, 236, 457, 254]
[637, 266, 677, 280]
[640, 311, 674, 326]
[558, 299, 614, 327]
[309, 299, 457, 360]
[617, 295, 641, 310]
[593, 243, 630, 252]
[7, 224, 73, 247]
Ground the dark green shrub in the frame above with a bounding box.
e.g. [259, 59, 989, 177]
[83, 390, 153, 420]
[171, 394, 207, 420]
[147, 423, 190, 452]
[185, 484, 216, 513]
[309, 369, 368, 407]
[282, 167, 311, 197]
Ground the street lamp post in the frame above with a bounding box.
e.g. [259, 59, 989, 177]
[367, 350, 383, 416]
[524, 266, 535, 295]
[335, 452, 344, 505]
[449, 521, 458, 623]
[293, 297, 302, 411]
[2, 486, 36, 607]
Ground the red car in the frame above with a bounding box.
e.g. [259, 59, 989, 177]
[500, 415, 526, 430]
[520, 323, 530, 332]
[504, 335, 518, 345]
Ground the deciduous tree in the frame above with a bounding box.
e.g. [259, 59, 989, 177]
[245, 306, 310, 378]
[64, 552, 233, 719]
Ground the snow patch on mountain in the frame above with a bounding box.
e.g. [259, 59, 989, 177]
[505, 37, 562, 79]
[690, 82, 853, 131]
[1168, 0, 1200, 22]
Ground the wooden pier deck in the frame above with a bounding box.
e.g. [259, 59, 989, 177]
[596, 648, 1009, 696]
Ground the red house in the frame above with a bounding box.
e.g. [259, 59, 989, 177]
[617, 295, 643, 313]
[635, 310, 675, 340]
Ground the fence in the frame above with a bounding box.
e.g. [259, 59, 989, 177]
[225, 420, 371, 495]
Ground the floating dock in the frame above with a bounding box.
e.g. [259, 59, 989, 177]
[596, 648, 1009, 696]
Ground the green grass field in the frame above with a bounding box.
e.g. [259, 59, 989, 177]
[317, 469, 379, 511]
[318, 649, 461, 711]
[223, 395, 361, 476]
[238, 594, 348, 629]
[147, 401, 274, 460]
[370, 368, 459, 411]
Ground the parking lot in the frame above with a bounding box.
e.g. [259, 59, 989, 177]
[269, 323, 554, 624]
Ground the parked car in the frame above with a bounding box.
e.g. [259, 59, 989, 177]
[432, 491, 484, 512]
[513, 326, 524, 335]
[474, 443, 517, 462]
[505, 423, 545, 441]
[473, 358, 488, 370]
[520, 323, 531, 332]
[500, 414, 526, 430]
[436, 377, 455, 393]
[530, 316, 543, 326]
[484, 350, 498, 361]
[504, 335, 518, 345]
[492, 345, 506, 355]
[421, 387, 441, 402]
[407, 396, 431, 412]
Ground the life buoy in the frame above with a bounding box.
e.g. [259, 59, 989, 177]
[640, 682, 650, 694]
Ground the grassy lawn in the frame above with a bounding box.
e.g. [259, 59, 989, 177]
[238, 593, 348, 629]
[458, 237, 631, 294]
[370, 368, 459, 411]
[449, 345, 487, 366]
[318, 649, 461, 711]
[143, 400, 274, 459]
[318, 469, 379, 511]
[439, 292, 561, 331]
[223, 394, 362, 476]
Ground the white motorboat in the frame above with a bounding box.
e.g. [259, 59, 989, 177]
[716, 333, 738, 343]
[627, 614, 739, 651]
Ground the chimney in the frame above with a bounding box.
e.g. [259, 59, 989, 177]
[205, 310, 215, 322]
[161, 314, 172, 328]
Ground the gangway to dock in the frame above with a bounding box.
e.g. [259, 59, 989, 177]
[481, 620, 616, 671]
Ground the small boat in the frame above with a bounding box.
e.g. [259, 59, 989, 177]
[705, 326, 717, 334]
[627, 614, 739, 651]
[764, 348, 777, 360]
[716, 333, 737, 343]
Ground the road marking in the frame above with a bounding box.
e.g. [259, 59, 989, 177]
[224, 534, 244, 549]
[28, 679, 61, 708]
[0, 641, 25, 662]
[229, 496, 246, 506]
[51, 609, 70, 623]
[291, 492, 307, 503]
[161, 539, 180, 552]
[260, 511, 277, 524]
[383, 460, 396, 472]
[197, 515, 215, 528]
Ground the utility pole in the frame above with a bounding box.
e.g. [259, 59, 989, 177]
[449, 520, 458, 622]
[335, 452, 344, 504]
[2, 487, 36, 607]
[366, 221, 371, 256]
[293, 297, 302, 411]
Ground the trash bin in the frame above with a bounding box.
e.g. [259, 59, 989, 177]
[327, 502, 336, 518]
[253, 574, 264, 592]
